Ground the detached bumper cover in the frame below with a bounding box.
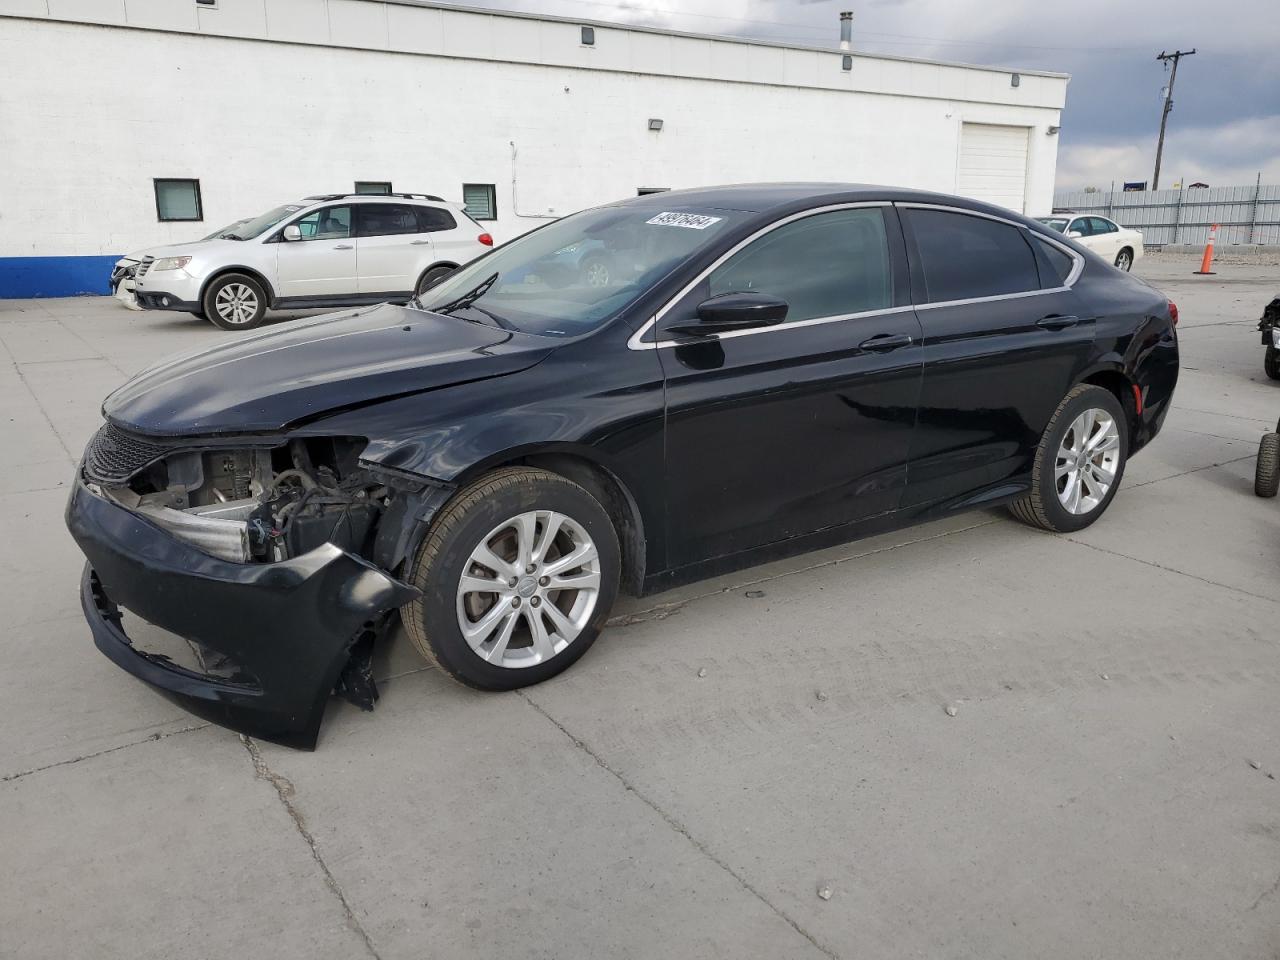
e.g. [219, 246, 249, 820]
[66, 478, 417, 748]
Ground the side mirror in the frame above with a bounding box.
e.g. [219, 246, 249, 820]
[666, 292, 788, 337]
[282, 224, 302, 242]
[1066, 230, 1083, 239]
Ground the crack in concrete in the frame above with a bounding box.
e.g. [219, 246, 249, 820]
[1248, 871, 1280, 911]
[240, 736, 382, 960]
[519, 692, 841, 960]
[1, 722, 208, 783]
[6, 360, 78, 465]
[1125, 453, 1254, 489]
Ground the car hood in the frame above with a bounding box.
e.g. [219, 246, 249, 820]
[123, 238, 242, 263]
[104, 303, 556, 436]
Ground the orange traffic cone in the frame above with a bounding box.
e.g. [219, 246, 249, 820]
[1194, 223, 1219, 275]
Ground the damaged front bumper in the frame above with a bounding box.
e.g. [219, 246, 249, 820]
[65, 477, 418, 749]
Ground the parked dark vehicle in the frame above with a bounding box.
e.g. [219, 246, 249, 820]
[65, 184, 1180, 748]
[1257, 294, 1280, 380]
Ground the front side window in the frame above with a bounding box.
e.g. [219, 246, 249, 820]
[154, 178, 202, 222]
[905, 208, 1040, 303]
[1068, 218, 1092, 237]
[355, 204, 420, 238]
[414, 205, 746, 337]
[293, 205, 352, 240]
[707, 208, 892, 323]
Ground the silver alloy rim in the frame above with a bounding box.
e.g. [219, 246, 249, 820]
[584, 260, 609, 288]
[456, 510, 601, 668]
[1056, 408, 1120, 515]
[215, 283, 258, 325]
[1117, 251, 1131, 270]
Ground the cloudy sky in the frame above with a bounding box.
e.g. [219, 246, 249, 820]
[460, 0, 1279, 191]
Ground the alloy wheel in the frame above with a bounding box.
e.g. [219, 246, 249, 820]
[214, 283, 259, 325]
[456, 510, 601, 668]
[1116, 251, 1132, 271]
[1055, 408, 1121, 515]
[583, 260, 609, 288]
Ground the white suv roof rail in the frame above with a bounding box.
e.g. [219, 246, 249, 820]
[302, 192, 446, 202]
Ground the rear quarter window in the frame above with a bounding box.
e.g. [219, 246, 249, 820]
[1033, 236, 1076, 287]
[417, 207, 458, 233]
[905, 208, 1041, 303]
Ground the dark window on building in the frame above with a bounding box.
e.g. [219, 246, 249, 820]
[905, 208, 1040, 302]
[293, 205, 352, 240]
[154, 179, 203, 222]
[1033, 236, 1075, 287]
[581, 25, 595, 45]
[355, 181, 393, 195]
[463, 184, 497, 221]
[708, 208, 892, 323]
[416, 207, 458, 232]
[637, 187, 670, 195]
[355, 203, 420, 237]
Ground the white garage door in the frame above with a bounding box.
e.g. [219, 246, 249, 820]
[957, 123, 1029, 213]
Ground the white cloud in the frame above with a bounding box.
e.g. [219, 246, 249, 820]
[1057, 115, 1280, 190]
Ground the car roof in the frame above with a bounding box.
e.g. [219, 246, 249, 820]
[617, 182, 1043, 224]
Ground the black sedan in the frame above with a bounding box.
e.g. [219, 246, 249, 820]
[65, 184, 1180, 747]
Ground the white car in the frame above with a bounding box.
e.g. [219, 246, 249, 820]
[111, 218, 251, 310]
[130, 194, 493, 329]
[1036, 213, 1144, 272]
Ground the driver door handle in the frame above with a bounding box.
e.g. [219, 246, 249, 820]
[859, 333, 914, 351]
[333, 243, 354, 250]
[410, 239, 431, 245]
[1037, 314, 1079, 330]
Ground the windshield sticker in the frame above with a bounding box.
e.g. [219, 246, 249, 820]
[646, 212, 723, 230]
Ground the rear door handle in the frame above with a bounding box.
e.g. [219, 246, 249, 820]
[859, 333, 914, 351]
[1037, 314, 1079, 330]
[410, 239, 431, 245]
[333, 243, 354, 250]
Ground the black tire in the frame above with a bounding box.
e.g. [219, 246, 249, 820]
[579, 254, 612, 289]
[1008, 384, 1129, 533]
[1265, 346, 1280, 381]
[202, 273, 267, 330]
[403, 467, 620, 690]
[415, 264, 456, 297]
[1255, 433, 1280, 498]
[1114, 248, 1134, 272]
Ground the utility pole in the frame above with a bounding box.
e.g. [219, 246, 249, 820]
[1152, 49, 1195, 191]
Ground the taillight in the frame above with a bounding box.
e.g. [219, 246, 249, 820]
[1168, 300, 1179, 325]
[478, 233, 493, 247]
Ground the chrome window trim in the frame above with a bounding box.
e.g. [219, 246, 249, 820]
[626, 200, 1084, 352]
[628, 201, 895, 351]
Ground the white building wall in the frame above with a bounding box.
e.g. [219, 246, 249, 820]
[0, 1, 1067, 294]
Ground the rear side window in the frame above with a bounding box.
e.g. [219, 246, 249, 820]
[905, 209, 1040, 303]
[416, 207, 458, 233]
[1088, 217, 1118, 234]
[708, 208, 892, 323]
[1033, 236, 1075, 287]
[355, 203, 420, 238]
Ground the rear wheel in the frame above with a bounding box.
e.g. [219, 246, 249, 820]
[403, 467, 620, 690]
[1256, 433, 1280, 498]
[1114, 248, 1133, 271]
[203, 273, 267, 330]
[415, 264, 456, 297]
[1265, 346, 1280, 381]
[1009, 384, 1128, 533]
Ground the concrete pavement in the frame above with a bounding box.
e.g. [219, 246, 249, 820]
[2, 253, 1278, 959]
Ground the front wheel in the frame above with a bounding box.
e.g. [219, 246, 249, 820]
[403, 467, 620, 690]
[203, 273, 267, 330]
[1265, 345, 1280, 381]
[1256, 433, 1280, 498]
[1114, 248, 1133, 271]
[1009, 384, 1128, 533]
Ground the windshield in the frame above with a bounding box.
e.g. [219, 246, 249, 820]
[1037, 217, 1070, 233]
[227, 204, 307, 240]
[202, 218, 249, 241]
[413, 206, 745, 336]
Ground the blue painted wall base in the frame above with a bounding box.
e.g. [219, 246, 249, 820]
[0, 256, 122, 298]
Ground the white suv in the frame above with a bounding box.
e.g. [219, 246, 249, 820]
[130, 194, 493, 329]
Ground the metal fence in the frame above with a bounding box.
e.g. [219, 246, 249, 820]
[1052, 183, 1280, 246]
